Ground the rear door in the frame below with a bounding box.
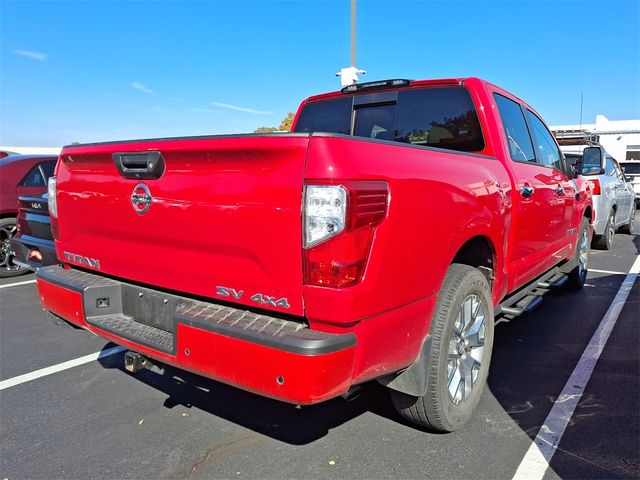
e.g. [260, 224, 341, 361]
[16, 161, 55, 241]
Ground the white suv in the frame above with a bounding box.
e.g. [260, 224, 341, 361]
[562, 143, 635, 249]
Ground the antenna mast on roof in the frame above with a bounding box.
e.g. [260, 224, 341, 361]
[336, 0, 366, 87]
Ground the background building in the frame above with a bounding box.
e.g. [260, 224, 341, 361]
[0, 146, 61, 156]
[551, 115, 640, 161]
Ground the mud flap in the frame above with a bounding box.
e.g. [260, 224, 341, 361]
[376, 334, 432, 397]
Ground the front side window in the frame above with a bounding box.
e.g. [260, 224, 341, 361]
[493, 94, 535, 162]
[525, 110, 563, 171]
[605, 156, 617, 177]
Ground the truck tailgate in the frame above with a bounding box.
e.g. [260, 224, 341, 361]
[56, 134, 309, 316]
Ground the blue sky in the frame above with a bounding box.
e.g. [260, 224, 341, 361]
[1, 0, 639, 146]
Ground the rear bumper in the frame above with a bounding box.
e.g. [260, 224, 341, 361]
[36, 265, 356, 405]
[10, 235, 58, 272]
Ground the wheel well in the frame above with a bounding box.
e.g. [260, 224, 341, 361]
[0, 212, 17, 220]
[451, 236, 495, 286]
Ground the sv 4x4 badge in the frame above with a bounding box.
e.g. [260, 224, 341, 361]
[216, 286, 290, 309]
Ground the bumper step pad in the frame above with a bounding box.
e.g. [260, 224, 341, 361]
[89, 314, 174, 353]
[37, 265, 355, 357]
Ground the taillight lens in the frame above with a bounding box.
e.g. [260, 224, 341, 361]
[47, 176, 57, 218]
[588, 179, 601, 195]
[304, 186, 347, 247]
[304, 181, 389, 288]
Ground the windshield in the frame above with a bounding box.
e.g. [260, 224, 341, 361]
[294, 86, 485, 153]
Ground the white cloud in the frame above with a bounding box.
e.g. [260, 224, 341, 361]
[131, 81, 155, 95]
[188, 107, 219, 113]
[212, 102, 272, 115]
[13, 49, 46, 61]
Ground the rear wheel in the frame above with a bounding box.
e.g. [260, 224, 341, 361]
[391, 264, 494, 432]
[593, 210, 615, 250]
[619, 204, 636, 234]
[0, 218, 28, 278]
[564, 217, 591, 291]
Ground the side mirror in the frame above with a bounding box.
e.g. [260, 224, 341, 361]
[579, 147, 605, 176]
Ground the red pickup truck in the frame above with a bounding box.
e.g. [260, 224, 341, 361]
[37, 78, 592, 432]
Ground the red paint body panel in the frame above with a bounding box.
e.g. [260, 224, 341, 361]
[56, 136, 309, 316]
[37, 278, 87, 327]
[39, 77, 592, 406]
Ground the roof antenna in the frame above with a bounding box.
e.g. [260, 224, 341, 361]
[336, 0, 366, 87]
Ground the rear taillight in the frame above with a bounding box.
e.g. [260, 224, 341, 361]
[47, 177, 57, 218]
[303, 181, 389, 288]
[48, 176, 60, 240]
[588, 179, 601, 195]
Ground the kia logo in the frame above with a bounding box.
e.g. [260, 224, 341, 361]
[131, 184, 152, 214]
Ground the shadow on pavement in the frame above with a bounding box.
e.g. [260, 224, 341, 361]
[97, 343, 421, 445]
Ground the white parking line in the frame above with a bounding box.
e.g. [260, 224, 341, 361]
[513, 255, 640, 480]
[0, 346, 126, 391]
[0, 279, 37, 289]
[589, 269, 627, 275]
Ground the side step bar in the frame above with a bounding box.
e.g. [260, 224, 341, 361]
[496, 268, 568, 319]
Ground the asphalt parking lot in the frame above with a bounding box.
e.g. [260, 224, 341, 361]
[1, 223, 638, 480]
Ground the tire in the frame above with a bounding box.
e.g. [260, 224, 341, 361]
[619, 204, 636, 234]
[0, 217, 28, 278]
[391, 264, 494, 432]
[593, 209, 615, 250]
[564, 217, 591, 291]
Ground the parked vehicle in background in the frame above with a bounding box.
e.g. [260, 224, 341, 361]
[0, 154, 58, 277]
[620, 159, 640, 206]
[561, 143, 635, 249]
[37, 77, 593, 432]
[10, 159, 58, 271]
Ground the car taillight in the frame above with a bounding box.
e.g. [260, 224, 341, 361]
[48, 176, 57, 218]
[48, 176, 60, 240]
[303, 181, 389, 288]
[588, 179, 601, 195]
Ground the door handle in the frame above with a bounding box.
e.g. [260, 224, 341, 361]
[555, 185, 565, 196]
[520, 185, 535, 198]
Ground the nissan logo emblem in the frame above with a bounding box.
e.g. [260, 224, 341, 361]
[131, 183, 152, 214]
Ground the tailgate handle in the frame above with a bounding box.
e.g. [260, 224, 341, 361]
[113, 151, 165, 180]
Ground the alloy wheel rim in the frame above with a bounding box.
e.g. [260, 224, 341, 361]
[0, 224, 20, 272]
[578, 226, 589, 279]
[447, 294, 486, 406]
[607, 214, 614, 244]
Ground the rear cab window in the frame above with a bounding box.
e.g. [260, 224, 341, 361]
[294, 86, 485, 154]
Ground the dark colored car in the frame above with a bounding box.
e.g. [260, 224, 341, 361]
[0, 154, 58, 277]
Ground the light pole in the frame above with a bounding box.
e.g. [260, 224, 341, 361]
[336, 0, 366, 87]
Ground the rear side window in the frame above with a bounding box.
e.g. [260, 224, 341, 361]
[20, 164, 46, 187]
[294, 97, 352, 135]
[40, 161, 55, 180]
[494, 94, 535, 162]
[394, 87, 484, 152]
[525, 110, 563, 171]
[295, 86, 485, 153]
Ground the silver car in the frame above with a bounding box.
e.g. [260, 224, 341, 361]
[562, 144, 635, 250]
